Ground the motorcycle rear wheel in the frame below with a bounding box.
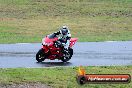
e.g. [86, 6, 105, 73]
[61, 48, 73, 62]
[36, 48, 46, 62]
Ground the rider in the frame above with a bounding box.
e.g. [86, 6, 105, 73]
[53, 26, 71, 51]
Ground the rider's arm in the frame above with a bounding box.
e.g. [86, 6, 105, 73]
[53, 31, 61, 36]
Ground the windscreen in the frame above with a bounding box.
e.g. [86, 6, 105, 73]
[48, 33, 56, 39]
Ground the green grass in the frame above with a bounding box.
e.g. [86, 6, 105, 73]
[0, 0, 132, 43]
[0, 66, 132, 88]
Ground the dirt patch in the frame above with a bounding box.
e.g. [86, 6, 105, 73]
[0, 83, 52, 88]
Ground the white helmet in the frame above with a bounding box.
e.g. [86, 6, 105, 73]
[60, 26, 69, 35]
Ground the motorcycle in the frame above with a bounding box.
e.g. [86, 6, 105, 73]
[36, 33, 78, 62]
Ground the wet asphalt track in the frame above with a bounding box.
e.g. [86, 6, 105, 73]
[0, 41, 132, 68]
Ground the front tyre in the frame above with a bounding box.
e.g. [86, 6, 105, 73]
[61, 48, 73, 62]
[36, 48, 46, 62]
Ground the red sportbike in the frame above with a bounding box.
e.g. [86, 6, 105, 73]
[36, 33, 78, 62]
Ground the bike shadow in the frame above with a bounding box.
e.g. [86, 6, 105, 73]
[36, 61, 72, 67]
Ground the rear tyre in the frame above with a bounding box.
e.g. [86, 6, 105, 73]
[36, 48, 46, 62]
[61, 48, 73, 62]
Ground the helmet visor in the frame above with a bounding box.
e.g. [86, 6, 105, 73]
[62, 29, 68, 35]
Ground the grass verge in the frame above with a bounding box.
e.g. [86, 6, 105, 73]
[0, 0, 132, 43]
[0, 66, 132, 88]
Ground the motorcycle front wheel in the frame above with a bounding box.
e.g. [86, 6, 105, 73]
[36, 48, 46, 62]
